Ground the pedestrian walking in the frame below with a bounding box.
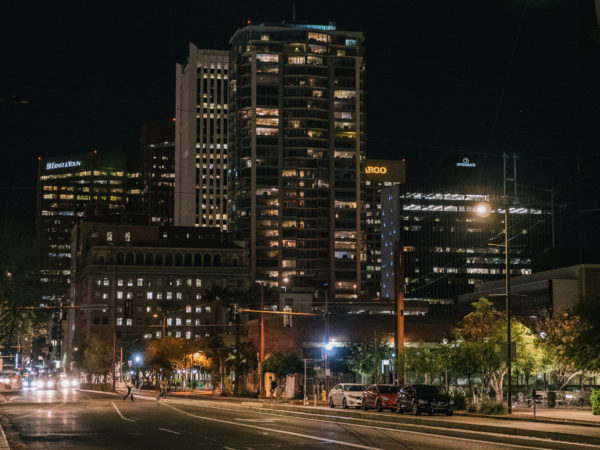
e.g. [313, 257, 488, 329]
[156, 378, 168, 401]
[123, 379, 135, 401]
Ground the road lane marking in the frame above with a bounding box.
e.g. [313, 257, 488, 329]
[110, 401, 136, 422]
[8, 396, 18, 402]
[161, 402, 382, 450]
[176, 403, 592, 449]
[158, 427, 181, 435]
[15, 402, 67, 419]
[235, 418, 277, 423]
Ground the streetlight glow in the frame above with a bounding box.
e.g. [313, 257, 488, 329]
[474, 202, 491, 217]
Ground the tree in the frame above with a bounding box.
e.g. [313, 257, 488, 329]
[570, 295, 600, 373]
[346, 338, 393, 382]
[533, 310, 581, 389]
[402, 345, 444, 384]
[0, 221, 46, 352]
[82, 334, 113, 380]
[144, 336, 198, 377]
[262, 353, 303, 387]
[452, 298, 541, 402]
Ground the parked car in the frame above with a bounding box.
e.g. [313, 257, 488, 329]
[362, 384, 401, 411]
[329, 383, 367, 408]
[396, 384, 453, 416]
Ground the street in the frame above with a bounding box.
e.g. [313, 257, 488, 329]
[1, 389, 598, 449]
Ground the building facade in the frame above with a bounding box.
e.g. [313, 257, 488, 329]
[37, 152, 127, 302]
[228, 23, 365, 299]
[140, 119, 175, 225]
[66, 220, 250, 369]
[175, 45, 229, 230]
[364, 159, 406, 299]
[381, 184, 553, 309]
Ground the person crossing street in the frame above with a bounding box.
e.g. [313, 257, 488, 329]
[123, 379, 135, 401]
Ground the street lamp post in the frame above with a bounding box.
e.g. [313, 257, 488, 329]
[475, 200, 512, 414]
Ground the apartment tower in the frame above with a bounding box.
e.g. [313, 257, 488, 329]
[228, 23, 365, 299]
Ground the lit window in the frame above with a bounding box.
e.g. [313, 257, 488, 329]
[167, 318, 172, 326]
[185, 331, 191, 339]
[186, 305, 192, 313]
[106, 232, 113, 242]
[147, 292, 153, 300]
[126, 319, 132, 326]
[137, 278, 143, 286]
[117, 291, 123, 299]
[176, 318, 182, 326]
[175, 331, 181, 338]
[125, 231, 131, 242]
[116, 317, 123, 326]
[195, 306, 202, 313]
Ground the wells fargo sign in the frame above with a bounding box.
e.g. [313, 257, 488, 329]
[365, 166, 388, 174]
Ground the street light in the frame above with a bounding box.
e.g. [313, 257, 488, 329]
[475, 199, 513, 414]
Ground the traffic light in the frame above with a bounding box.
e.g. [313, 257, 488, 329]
[229, 303, 240, 323]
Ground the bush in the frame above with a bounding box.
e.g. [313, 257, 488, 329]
[478, 399, 508, 415]
[467, 402, 477, 413]
[591, 389, 600, 415]
[238, 389, 258, 398]
[453, 392, 467, 411]
[80, 382, 114, 392]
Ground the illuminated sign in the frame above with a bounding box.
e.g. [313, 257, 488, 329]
[45, 160, 83, 170]
[456, 157, 476, 168]
[365, 166, 388, 174]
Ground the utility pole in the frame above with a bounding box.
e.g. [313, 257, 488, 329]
[393, 241, 405, 385]
[259, 283, 265, 398]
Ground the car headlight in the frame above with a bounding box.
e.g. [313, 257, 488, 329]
[61, 379, 70, 388]
[71, 379, 79, 387]
[47, 380, 54, 388]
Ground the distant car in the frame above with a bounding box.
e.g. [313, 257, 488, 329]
[362, 384, 401, 411]
[396, 384, 453, 416]
[328, 383, 366, 408]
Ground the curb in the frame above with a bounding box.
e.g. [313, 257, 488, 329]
[455, 411, 600, 428]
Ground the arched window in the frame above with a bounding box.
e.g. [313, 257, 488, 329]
[126, 253, 134, 265]
[184, 253, 192, 266]
[135, 253, 144, 265]
[203, 254, 212, 267]
[174, 253, 183, 266]
[116, 253, 124, 265]
[213, 254, 221, 267]
[165, 253, 173, 266]
[155, 253, 164, 266]
[145, 253, 153, 266]
[194, 254, 202, 266]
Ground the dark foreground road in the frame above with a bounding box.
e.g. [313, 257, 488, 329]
[0, 389, 591, 449]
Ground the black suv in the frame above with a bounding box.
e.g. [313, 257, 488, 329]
[396, 384, 453, 416]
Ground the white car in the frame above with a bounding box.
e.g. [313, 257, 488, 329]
[329, 383, 367, 408]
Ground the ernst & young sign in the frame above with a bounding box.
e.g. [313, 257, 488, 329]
[45, 160, 83, 170]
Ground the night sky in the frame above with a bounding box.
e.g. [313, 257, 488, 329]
[2, 1, 599, 250]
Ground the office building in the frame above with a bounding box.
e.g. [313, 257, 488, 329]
[364, 159, 406, 299]
[228, 23, 365, 299]
[37, 152, 127, 302]
[380, 184, 553, 310]
[140, 119, 175, 225]
[175, 45, 229, 230]
[66, 217, 249, 370]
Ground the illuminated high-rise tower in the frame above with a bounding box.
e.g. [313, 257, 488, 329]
[175, 45, 229, 230]
[229, 23, 365, 299]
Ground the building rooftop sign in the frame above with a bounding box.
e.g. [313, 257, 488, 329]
[456, 157, 476, 168]
[45, 160, 83, 171]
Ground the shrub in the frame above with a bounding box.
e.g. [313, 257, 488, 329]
[453, 392, 467, 410]
[238, 389, 258, 398]
[467, 402, 477, 413]
[591, 389, 600, 415]
[478, 399, 508, 415]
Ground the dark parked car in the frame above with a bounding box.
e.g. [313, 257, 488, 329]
[362, 384, 401, 411]
[396, 384, 453, 415]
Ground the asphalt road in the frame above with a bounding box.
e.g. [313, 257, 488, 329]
[0, 389, 586, 449]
